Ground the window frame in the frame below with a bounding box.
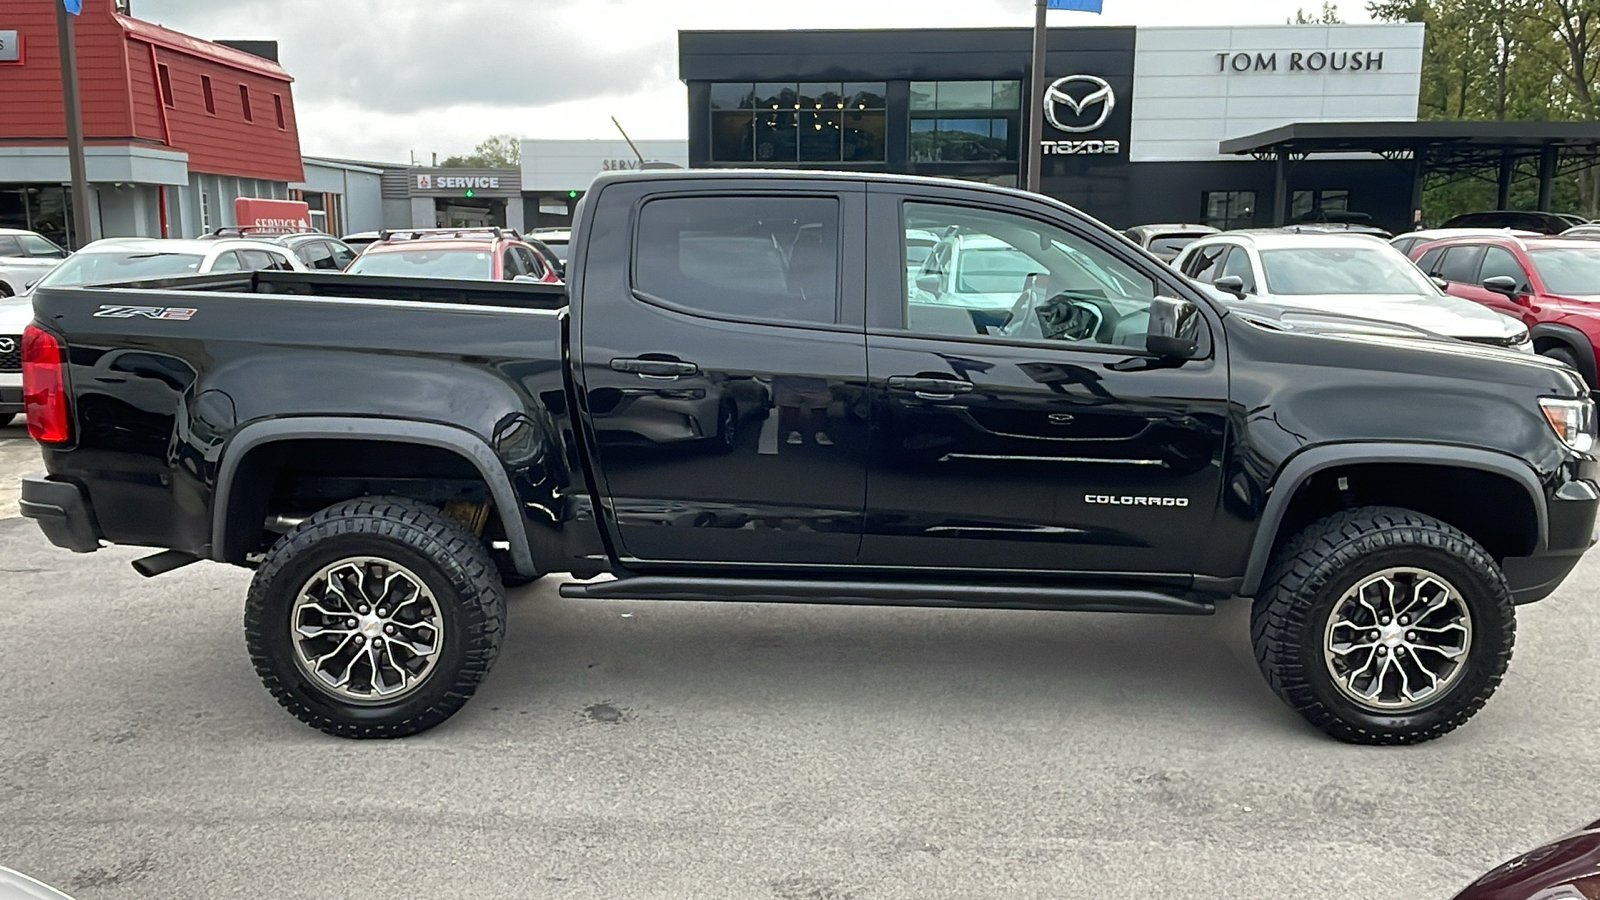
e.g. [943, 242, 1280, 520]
[879, 194, 1208, 359]
[239, 84, 253, 122]
[1201, 191, 1257, 230]
[273, 94, 286, 130]
[1436, 244, 1487, 285]
[1477, 244, 1529, 292]
[707, 82, 887, 166]
[1216, 245, 1258, 293]
[628, 190, 856, 332]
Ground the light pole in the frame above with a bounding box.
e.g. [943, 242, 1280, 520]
[54, 0, 92, 249]
[1026, 0, 1048, 194]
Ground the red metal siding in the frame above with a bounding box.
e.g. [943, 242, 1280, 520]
[0, 0, 132, 140]
[1, 0, 304, 183]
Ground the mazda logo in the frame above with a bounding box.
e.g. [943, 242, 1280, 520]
[1044, 74, 1116, 134]
[0, 338, 14, 354]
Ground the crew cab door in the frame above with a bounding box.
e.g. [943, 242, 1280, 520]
[573, 180, 869, 565]
[860, 186, 1229, 575]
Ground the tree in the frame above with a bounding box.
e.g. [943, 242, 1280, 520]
[1290, 2, 1344, 22]
[440, 135, 521, 169]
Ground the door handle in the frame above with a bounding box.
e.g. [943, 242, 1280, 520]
[887, 376, 974, 399]
[611, 357, 699, 378]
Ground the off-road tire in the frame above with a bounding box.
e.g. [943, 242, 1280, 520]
[1251, 506, 1515, 745]
[244, 496, 505, 738]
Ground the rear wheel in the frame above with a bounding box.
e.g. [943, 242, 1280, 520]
[1541, 345, 1590, 386]
[244, 496, 505, 738]
[0, 283, 13, 298]
[1252, 507, 1515, 745]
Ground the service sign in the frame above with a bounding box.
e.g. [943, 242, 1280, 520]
[234, 198, 311, 232]
[0, 31, 22, 64]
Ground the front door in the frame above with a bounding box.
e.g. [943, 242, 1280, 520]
[860, 189, 1229, 575]
[575, 184, 869, 565]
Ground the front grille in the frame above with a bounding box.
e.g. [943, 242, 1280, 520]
[0, 339, 18, 373]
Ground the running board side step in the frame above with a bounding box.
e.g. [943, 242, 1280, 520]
[558, 576, 1214, 615]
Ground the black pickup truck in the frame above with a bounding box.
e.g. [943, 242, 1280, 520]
[19, 171, 1599, 744]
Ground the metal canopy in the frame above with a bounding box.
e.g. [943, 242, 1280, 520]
[1220, 121, 1600, 158]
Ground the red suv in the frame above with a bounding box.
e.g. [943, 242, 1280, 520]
[1409, 234, 1600, 386]
[345, 228, 562, 283]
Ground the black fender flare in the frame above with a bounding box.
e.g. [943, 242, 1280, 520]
[1530, 322, 1598, 387]
[1239, 442, 1547, 597]
[211, 417, 538, 577]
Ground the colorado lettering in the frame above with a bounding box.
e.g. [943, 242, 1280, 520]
[1084, 495, 1190, 507]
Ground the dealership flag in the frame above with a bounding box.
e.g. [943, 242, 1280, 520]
[1046, 0, 1103, 11]
[62, 0, 82, 14]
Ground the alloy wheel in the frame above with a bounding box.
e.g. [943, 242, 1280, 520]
[1322, 566, 1473, 711]
[289, 556, 445, 703]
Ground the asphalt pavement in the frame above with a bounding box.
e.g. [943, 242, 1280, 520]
[1, 421, 1597, 900]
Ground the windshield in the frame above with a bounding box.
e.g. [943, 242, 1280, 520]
[18, 234, 67, 258]
[1258, 246, 1436, 295]
[1529, 247, 1600, 295]
[346, 248, 494, 280]
[1148, 234, 1207, 255]
[36, 251, 204, 287]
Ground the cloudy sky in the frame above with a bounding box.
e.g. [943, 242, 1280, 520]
[132, 0, 1374, 164]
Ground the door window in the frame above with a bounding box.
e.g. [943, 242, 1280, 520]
[1416, 246, 1445, 275]
[1216, 247, 1257, 293]
[899, 202, 1158, 349]
[634, 196, 840, 324]
[501, 247, 523, 280]
[1437, 245, 1486, 284]
[300, 241, 338, 270]
[330, 242, 357, 270]
[1478, 246, 1529, 291]
[1182, 244, 1228, 283]
[209, 251, 244, 272]
[513, 245, 545, 279]
[0, 236, 22, 258]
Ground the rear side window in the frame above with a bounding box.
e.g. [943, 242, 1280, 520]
[0, 236, 22, 258]
[635, 196, 840, 324]
[1437, 245, 1486, 284]
[1416, 246, 1444, 274]
[514, 245, 545, 278]
[299, 241, 337, 270]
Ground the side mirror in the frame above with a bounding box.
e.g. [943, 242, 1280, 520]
[1430, 275, 1450, 292]
[1146, 297, 1203, 360]
[915, 273, 942, 295]
[1481, 275, 1521, 299]
[1213, 275, 1247, 298]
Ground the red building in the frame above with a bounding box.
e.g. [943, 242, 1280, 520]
[0, 0, 304, 246]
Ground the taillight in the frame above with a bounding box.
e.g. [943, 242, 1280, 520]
[22, 325, 70, 444]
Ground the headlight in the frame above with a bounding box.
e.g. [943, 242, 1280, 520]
[1540, 397, 1596, 453]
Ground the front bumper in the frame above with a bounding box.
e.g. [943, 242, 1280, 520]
[19, 475, 101, 553]
[0, 372, 20, 415]
[1502, 476, 1600, 604]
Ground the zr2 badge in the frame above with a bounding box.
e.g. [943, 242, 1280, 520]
[93, 305, 197, 321]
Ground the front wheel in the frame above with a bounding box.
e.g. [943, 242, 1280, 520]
[1251, 506, 1515, 745]
[244, 496, 506, 738]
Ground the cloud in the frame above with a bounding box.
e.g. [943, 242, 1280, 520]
[129, 0, 1373, 162]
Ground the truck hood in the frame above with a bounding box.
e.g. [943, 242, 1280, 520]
[1246, 292, 1525, 341]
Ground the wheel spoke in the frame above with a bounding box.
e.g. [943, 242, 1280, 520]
[291, 556, 445, 703]
[1323, 567, 1473, 713]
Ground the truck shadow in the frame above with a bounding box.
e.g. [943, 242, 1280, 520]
[471, 581, 1302, 736]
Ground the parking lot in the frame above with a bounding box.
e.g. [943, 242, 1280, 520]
[0, 418, 1596, 900]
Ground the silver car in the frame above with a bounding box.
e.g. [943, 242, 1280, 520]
[1123, 223, 1219, 262]
[1172, 231, 1533, 351]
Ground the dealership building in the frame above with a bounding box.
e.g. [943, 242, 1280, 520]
[680, 24, 1427, 230]
[1, 0, 309, 247]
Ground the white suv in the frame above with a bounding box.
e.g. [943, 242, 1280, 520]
[0, 229, 70, 298]
[0, 237, 308, 424]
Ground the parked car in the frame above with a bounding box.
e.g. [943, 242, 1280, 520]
[1442, 210, 1575, 235]
[1557, 212, 1592, 229]
[1288, 209, 1393, 238]
[1410, 233, 1600, 386]
[340, 231, 382, 253]
[1172, 231, 1533, 350]
[200, 228, 359, 272]
[527, 227, 572, 269]
[29, 237, 307, 294]
[1123, 223, 1219, 262]
[20, 170, 1596, 746]
[344, 228, 561, 283]
[0, 228, 70, 297]
[1452, 815, 1600, 899]
[1392, 227, 1541, 258]
[0, 294, 26, 422]
[1560, 223, 1600, 242]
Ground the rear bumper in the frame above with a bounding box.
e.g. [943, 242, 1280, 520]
[19, 475, 101, 553]
[1503, 476, 1599, 604]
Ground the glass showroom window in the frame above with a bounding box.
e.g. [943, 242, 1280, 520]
[1202, 191, 1256, 230]
[1291, 188, 1351, 221]
[908, 81, 1021, 164]
[711, 82, 887, 164]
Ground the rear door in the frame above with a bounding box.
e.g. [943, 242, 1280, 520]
[574, 179, 869, 565]
[860, 186, 1229, 575]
